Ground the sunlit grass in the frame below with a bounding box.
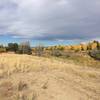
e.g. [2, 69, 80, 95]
[0, 54, 99, 100]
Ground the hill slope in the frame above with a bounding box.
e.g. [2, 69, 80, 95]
[0, 54, 100, 100]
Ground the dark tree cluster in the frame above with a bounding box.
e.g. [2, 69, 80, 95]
[0, 41, 32, 55]
[7, 43, 18, 53]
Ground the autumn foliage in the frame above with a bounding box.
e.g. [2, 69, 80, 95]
[45, 40, 100, 52]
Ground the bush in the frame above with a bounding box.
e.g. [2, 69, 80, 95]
[51, 50, 62, 57]
[89, 50, 100, 60]
[75, 49, 80, 52]
[35, 44, 44, 56]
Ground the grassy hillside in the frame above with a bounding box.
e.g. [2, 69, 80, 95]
[54, 53, 100, 68]
[0, 54, 100, 100]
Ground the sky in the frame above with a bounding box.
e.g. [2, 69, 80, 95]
[0, 0, 100, 46]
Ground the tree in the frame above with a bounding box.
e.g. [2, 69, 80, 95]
[7, 43, 18, 52]
[35, 43, 44, 56]
[81, 44, 87, 51]
[87, 42, 97, 50]
[0, 45, 6, 53]
[18, 41, 32, 55]
[96, 41, 100, 50]
[70, 45, 81, 51]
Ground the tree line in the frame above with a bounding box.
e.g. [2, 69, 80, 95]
[43, 40, 100, 59]
[0, 40, 100, 58]
[0, 41, 32, 54]
[45, 40, 100, 52]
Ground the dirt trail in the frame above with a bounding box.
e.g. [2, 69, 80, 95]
[0, 54, 100, 100]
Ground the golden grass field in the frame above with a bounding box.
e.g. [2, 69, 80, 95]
[0, 54, 100, 100]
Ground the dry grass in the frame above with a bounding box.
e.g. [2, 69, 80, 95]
[53, 54, 100, 68]
[0, 54, 100, 100]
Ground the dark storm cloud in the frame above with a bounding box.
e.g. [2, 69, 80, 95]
[0, 0, 100, 40]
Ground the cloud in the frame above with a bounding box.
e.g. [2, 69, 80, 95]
[0, 0, 100, 41]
